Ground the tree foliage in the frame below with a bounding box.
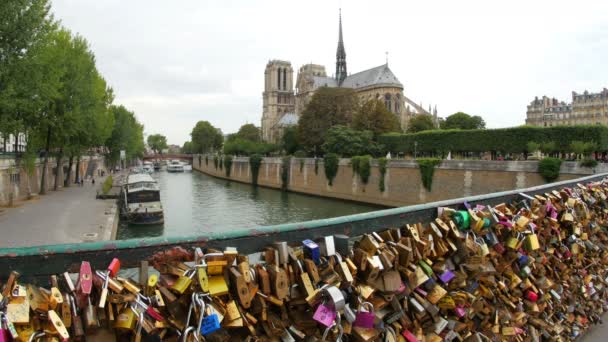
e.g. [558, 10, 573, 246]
[105, 105, 145, 167]
[298, 87, 359, 152]
[440, 112, 486, 130]
[353, 100, 400, 137]
[182, 141, 193, 154]
[281, 126, 301, 155]
[323, 153, 339, 186]
[147, 134, 168, 154]
[381, 125, 608, 155]
[190, 121, 223, 154]
[233, 123, 261, 142]
[321, 125, 382, 157]
[407, 115, 436, 133]
[223, 138, 278, 156]
[538, 158, 562, 183]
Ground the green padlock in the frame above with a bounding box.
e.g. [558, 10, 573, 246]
[453, 210, 470, 231]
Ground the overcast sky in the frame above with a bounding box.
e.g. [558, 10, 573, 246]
[51, 0, 608, 145]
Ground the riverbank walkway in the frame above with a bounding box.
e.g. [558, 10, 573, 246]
[0, 175, 118, 248]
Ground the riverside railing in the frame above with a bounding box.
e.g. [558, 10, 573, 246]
[1, 172, 607, 281]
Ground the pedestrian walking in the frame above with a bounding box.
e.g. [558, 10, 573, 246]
[92, 177, 95, 186]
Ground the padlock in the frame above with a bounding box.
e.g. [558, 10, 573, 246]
[70, 295, 85, 339]
[353, 301, 375, 328]
[84, 296, 100, 331]
[99, 258, 120, 309]
[78, 261, 93, 296]
[229, 267, 252, 308]
[475, 237, 490, 257]
[47, 310, 70, 341]
[344, 303, 357, 323]
[171, 268, 195, 294]
[114, 306, 137, 332]
[334, 234, 350, 256]
[303, 239, 320, 264]
[313, 302, 337, 328]
[200, 301, 221, 336]
[526, 290, 538, 302]
[524, 232, 540, 251]
[505, 234, 520, 250]
[452, 210, 470, 230]
[0, 312, 18, 340]
[208, 275, 229, 297]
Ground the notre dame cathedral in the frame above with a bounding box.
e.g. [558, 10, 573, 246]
[261, 11, 437, 143]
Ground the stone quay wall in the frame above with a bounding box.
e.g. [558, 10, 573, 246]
[0, 156, 104, 206]
[193, 155, 608, 207]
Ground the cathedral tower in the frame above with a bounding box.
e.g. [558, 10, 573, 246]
[261, 60, 295, 142]
[335, 10, 347, 86]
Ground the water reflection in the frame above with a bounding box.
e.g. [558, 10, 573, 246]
[117, 170, 383, 240]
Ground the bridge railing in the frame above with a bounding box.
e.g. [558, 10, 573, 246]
[1, 172, 606, 281]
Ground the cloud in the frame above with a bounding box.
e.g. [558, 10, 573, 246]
[51, 0, 608, 144]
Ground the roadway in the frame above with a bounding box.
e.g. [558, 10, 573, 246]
[0, 175, 118, 248]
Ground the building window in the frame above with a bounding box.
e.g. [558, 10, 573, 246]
[277, 68, 281, 89]
[283, 68, 287, 90]
[395, 94, 400, 113]
[384, 94, 392, 112]
[10, 172, 20, 184]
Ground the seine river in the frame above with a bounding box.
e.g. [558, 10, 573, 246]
[117, 169, 383, 240]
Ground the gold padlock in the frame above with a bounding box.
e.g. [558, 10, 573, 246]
[114, 306, 137, 331]
[171, 269, 195, 294]
[208, 276, 229, 296]
[524, 233, 540, 251]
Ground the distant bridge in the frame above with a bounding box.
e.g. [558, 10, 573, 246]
[142, 154, 193, 162]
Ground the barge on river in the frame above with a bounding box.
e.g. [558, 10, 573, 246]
[120, 173, 164, 225]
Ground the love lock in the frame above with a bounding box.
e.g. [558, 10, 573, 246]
[313, 285, 346, 328]
[353, 302, 375, 329]
[321, 314, 343, 342]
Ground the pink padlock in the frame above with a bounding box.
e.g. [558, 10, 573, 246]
[526, 290, 538, 302]
[402, 329, 420, 342]
[353, 302, 375, 329]
[455, 305, 466, 318]
[313, 303, 336, 328]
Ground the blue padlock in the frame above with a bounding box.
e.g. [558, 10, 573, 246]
[518, 255, 529, 266]
[303, 239, 320, 265]
[200, 313, 221, 335]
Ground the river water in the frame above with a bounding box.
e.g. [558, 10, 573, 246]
[116, 170, 383, 240]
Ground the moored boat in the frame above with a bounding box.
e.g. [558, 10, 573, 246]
[120, 173, 164, 225]
[167, 160, 184, 172]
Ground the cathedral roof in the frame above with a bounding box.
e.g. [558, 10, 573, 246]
[341, 64, 403, 89]
[277, 112, 298, 126]
[312, 76, 337, 88]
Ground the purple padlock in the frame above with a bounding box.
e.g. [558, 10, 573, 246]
[353, 302, 375, 328]
[313, 303, 336, 328]
[439, 270, 455, 284]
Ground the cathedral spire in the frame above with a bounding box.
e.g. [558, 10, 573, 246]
[336, 9, 347, 86]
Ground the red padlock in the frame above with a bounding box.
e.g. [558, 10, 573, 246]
[107, 258, 121, 277]
[526, 290, 538, 302]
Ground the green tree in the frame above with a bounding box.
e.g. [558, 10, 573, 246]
[352, 99, 400, 137]
[440, 112, 486, 130]
[190, 121, 223, 154]
[223, 138, 278, 156]
[321, 125, 382, 157]
[105, 105, 145, 168]
[298, 87, 359, 153]
[235, 123, 260, 142]
[0, 0, 55, 151]
[407, 115, 436, 133]
[147, 134, 168, 154]
[281, 126, 301, 155]
[182, 141, 193, 154]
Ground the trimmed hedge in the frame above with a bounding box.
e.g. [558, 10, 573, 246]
[580, 159, 598, 168]
[538, 157, 562, 183]
[324, 153, 339, 186]
[224, 155, 233, 177]
[380, 126, 608, 154]
[249, 154, 263, 186]
[417, 158, 442, 191]
[378, 158, 388, 192]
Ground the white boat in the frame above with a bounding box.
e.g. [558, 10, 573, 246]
[167, 160, 184, 172]
[121, 173, 164, 225]
[142, 161, 154, 174]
